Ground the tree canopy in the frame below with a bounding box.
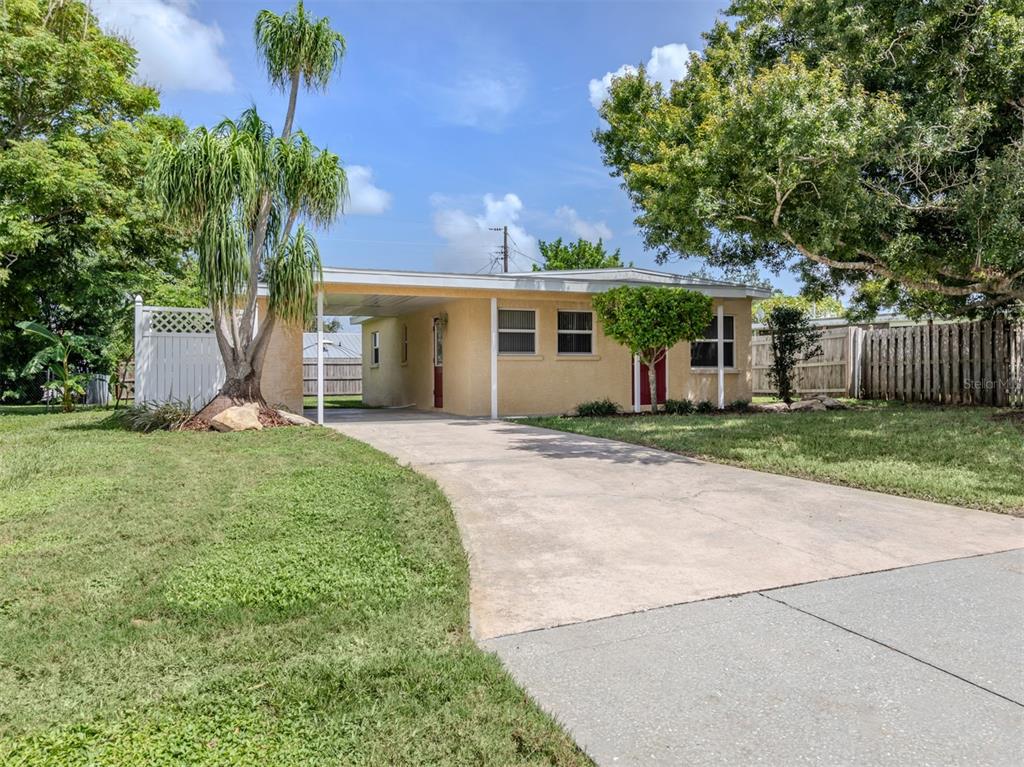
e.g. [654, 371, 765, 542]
[752, 293, 844, 323]
[592, 286, 713, 411]
[533, 237, 627, 271]
[0, 0, 189, 401]
[595, 0, 1024, 317]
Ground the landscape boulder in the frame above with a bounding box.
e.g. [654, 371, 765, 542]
[790, 399, 827, 412]
[277, 409, 315, 426]
[211, 403, 263, 432]
[808, 393, 847, 410]
[752, 401, 791, 413]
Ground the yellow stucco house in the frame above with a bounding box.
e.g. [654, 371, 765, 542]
[291, 266, 770, 420]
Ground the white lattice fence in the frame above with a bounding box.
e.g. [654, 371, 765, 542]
[133, 297, 226, 407]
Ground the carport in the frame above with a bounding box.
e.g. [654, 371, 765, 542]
[309, 266, 760, 424]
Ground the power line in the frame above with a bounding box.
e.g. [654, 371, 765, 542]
[511, 246, 543, 268]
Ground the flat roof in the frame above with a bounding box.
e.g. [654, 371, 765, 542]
[316, 265, 772, 299]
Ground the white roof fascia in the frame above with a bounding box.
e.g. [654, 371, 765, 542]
[312, 266, 771, 299]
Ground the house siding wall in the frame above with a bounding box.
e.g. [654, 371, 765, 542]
[361, 298, 491, 415]
[359, 294, 754, 416]
[257, 299, 304, 413]
[665, 297, 754, 409]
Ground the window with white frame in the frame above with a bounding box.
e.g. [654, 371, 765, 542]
[370, 331, 380, 366]
[401, 324, 408, 364]
[498, 309, 536, 354]
[557, 310, 593, 354]
[690, 315, 734, 368]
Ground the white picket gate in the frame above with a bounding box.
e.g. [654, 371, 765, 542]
[133, 296, 232, 407]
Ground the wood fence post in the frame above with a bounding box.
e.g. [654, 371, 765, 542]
[981, 320, 992, 405]
[949, 324, 960, 404]
[995, 317, 1006, 406]
[960, 322, 970, 405]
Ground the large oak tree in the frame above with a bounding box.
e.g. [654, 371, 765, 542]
[595, 0, 1024, 316]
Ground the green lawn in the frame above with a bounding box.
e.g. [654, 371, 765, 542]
[524, 402, 1024, 514]
[0, 409, 588, 766]
[302, 394, 370, 409]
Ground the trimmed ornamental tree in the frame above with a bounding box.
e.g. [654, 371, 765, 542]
[764, 305, 822, 404]
[148, 1, 347, 418]
[592, 286, 713, 413]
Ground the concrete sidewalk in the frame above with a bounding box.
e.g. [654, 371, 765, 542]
[323, 409, 1023, 640]
[485, 550, 1024, 766]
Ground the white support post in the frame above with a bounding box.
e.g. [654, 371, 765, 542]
[316, 290, 324, 425]
[632, 354, 641, 413]
[716, 303, 725, 409]
[133, 295, 144, 403]
[490, 297, 498, 419]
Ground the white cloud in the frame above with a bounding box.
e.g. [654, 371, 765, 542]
[555, 206, 613, 242]
[431, 193, 539, 272]
[344, 166, 392, 216]
[588, 43, 691, 109]
[435, 70, 526, 129]
[92, 0, 233, 93]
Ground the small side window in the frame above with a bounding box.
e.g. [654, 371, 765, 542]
[557, 310, 594, 354]
[371, 331, 380, 366]
[498, 309, 537, 354]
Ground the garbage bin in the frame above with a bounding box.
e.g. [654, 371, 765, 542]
[86, 374, 110, 406]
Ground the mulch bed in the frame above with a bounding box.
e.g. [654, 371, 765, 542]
[258, 408, 292, 427]
[178, 407, 292, 432]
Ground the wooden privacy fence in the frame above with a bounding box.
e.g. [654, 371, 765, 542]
[302, 358, 362, 396]
[859, 317, 1024, 406]
[753, 316, 1023, 406]
[753, 328, 852, 396]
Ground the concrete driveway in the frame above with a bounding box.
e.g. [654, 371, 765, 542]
[324, 409, 1022, 639]
[324, 409, 1024, 765]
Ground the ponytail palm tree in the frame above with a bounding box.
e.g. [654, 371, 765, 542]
[149, 2, 346, 415]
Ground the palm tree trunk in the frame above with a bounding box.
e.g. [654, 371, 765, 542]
[197, 366, 265, 420]
[281, 72, 300, 139]
[219, 371, 264, 403]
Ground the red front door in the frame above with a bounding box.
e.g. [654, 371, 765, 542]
[433, 318, 444, 408]
[632, 353, 666, 406]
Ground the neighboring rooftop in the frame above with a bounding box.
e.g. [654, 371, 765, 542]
[302, 332, 361, 358]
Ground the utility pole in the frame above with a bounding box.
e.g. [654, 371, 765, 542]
[502, 225, 509, 273]
[489, 225, 510, 272]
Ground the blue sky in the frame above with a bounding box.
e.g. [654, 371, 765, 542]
[94, 0, 792, 293]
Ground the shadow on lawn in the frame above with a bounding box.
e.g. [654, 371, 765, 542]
[564, 406, 1024, 511]
[55, 414, 129, 432]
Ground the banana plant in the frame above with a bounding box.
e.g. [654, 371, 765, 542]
[16, 321, 94, 412]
